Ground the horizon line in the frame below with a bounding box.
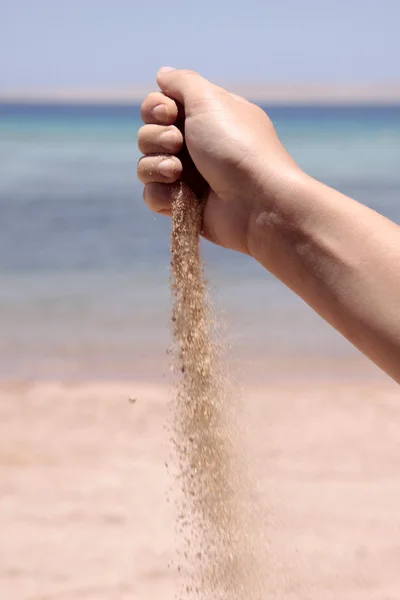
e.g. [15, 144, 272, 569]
[1, 82, 400, 105]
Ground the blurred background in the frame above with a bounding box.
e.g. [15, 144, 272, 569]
[1, 0, 400, 383]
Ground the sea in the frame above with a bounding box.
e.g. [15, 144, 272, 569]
[0, 103, 399, 382]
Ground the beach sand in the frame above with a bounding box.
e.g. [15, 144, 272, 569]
[0, 378, 399, 599]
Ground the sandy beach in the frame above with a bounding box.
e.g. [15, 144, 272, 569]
[1, 377, 399, 599]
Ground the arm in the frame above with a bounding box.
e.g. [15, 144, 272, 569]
[248, 173, 400, 382]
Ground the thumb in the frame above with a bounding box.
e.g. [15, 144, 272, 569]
[156, 67, 218, 113]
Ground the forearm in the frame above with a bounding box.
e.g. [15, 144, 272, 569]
[249, 173, 400, 383]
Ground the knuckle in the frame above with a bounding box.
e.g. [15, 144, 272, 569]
[142, 185, 153, 207]
[137, 139, 146, 153]
[140, 92, 162, 116]
[137, 125, 146, 143]
[147, 91, 163, 103]
[136, 155, 147, 175]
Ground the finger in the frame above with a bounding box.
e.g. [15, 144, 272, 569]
[138, 124, 183, 155]
[143, 182, 178, 214]
[159, 208, 173, 217]
[137, 155, 182, 185]
[140, 92, 179, 125]
[156, 67, 220, 114]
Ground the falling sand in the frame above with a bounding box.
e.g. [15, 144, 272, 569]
[169, 182, 265, 600]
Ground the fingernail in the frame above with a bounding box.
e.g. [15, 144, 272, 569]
[151, 104, 168, 121]
[159, 66, 176, 73]
[159, 130, 178, 150]
[158, 158, 176, 177]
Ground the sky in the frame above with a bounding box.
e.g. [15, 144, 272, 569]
[1, 0, 400, 91]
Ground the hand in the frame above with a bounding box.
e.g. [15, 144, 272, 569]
[137, 68, 303, 254]
[137, 69, 400, 383]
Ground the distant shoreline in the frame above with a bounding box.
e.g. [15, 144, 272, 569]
[1, 82, 400, 105]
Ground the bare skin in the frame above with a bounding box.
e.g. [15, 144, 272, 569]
[137, 67, 400, 384]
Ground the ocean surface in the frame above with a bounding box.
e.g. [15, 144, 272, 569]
[0, 103, 399, 382]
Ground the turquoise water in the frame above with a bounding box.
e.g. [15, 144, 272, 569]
[0, 103, 399, 381]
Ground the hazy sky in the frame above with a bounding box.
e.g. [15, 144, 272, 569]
[1, 0, 399, 90]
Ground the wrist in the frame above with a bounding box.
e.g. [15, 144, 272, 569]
[247, 168, 316, 272]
